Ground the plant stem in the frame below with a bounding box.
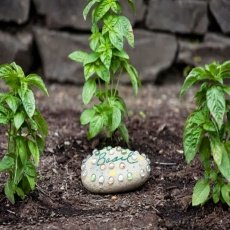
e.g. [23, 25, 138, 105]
[114, 68, 122, 96]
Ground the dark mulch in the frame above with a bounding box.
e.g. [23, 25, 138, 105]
[0, 84, 229, 230]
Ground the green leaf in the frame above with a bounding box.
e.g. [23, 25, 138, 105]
[221, 184, 230, 206]
[90, 32, 101, 51]
[84, 64, 95, 80]
[109, 30, 123, 51]
[6, 95, 20, 113]
[4, 180, 15, 204]
[220, 60, 230, 79]
[14, 111, 25, 130]
[28, 140, 40, 167]
[16, 137, 28, 165]
[112, 107, 121, 131]
[127, 0, 136, 11]
[188, 109, 208, 126]
[111, 1, 121, 14]
[192, 178, 210, 206]
[219, 142, 230, 181]
[26, 176, 36, 190]
[33, 111, 48, 138]
[180, 67, 208, 96]
[203, 121, 216, 132]
[88, 115, 104, 139]
[0, 156, 14, 172]
[69, 51, 88, 63]
[21, 89, 36, 118]
[0, 104, 9, 115]
[210, 135, 223, 166]
[206, 86, 225, 129]
[183, 117, 203, 163]
[11, 62, 24, 77]
[199, 137, 211, 170]
[36, 135, 45, 153]
[94, 0, 111, 22]
[15, 187, 25, 199]
[113, 50, 129, 59]
[83, 0, 100, 20]
[123, 62, 140, 95]
[212, 183, 221, 204]
[118, 16, 134, 47]
[80, 109, 96, 125]
[0, 113, 8, 125]
[100, 49, 112, 70]
[84, 52, 100, 65]
[118, 123, 129, 144]
[26, 74, 49, 96]
[95, 64, 110, 82]
[18, 81, 28, 99]
[25, 162, 37, 178]
[82, 79, 97, 105]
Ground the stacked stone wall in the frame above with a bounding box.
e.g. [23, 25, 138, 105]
[0, 0, 229, 83]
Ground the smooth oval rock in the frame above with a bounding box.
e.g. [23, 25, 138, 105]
[81, 146, 151, 193]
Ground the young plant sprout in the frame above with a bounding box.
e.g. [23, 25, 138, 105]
[181, 61, 230, 206]
[69, 0, 140, 144]
[0, 62, 48, 203]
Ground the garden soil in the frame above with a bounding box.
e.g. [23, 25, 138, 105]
[0, 83, 230, 230]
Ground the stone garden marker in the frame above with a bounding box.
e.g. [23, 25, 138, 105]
[81, 146, 151, 193]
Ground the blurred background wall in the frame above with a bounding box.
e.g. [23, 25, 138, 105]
[0, 0, 229, 84]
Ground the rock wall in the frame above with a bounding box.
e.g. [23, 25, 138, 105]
[0, 0, 229, 84]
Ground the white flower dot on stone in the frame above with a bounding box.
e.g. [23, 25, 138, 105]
[106, 146, 112, 151]
[99, 176, 104, 184]
[119, 162, 126, 169]
[91, 158, 97, 164]
[140, 169, 145, 177]
[118, 174, 124, 182]
[132, 153, 138, 160]
[147, 158, 151, 164]
[141, 153, 146, 158]
[82, 170, 87, 177]
[121, 150, 127, 155]
[146, 165, 151, 172]
[127, 172, 133, 181]
[100, 164, 106, 170]
[93, 149, 98, 154]
[109, 150, 116, 155]
[108, 177, 114, 185]
[91, 174, 96, 182]
[116, 146, 122, 152]
[109, 163, 115, 169]
[81, 164, 86, 170]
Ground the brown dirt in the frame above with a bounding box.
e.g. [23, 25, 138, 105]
[0, 84, 230, 230]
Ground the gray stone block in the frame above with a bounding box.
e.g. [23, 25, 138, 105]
[33, 0, 145, 30]
[0, 0, 30, 24]
[210, 0, 230, 34]
[34, 28, 89, 83]
[0, 31, 33, 72]
[33, 0, 90, 30]
[146, 0, 208, 34]
[122, 1, 146, 26]
[177, 33, 230, 66]
[127, 30, 178, 82]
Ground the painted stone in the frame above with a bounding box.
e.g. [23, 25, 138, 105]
[81, 146, 151, 193]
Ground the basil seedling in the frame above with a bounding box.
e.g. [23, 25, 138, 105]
[0, 62, 48, 203]
[69, 0, 140, 144]
[181, 61, 230, 206]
